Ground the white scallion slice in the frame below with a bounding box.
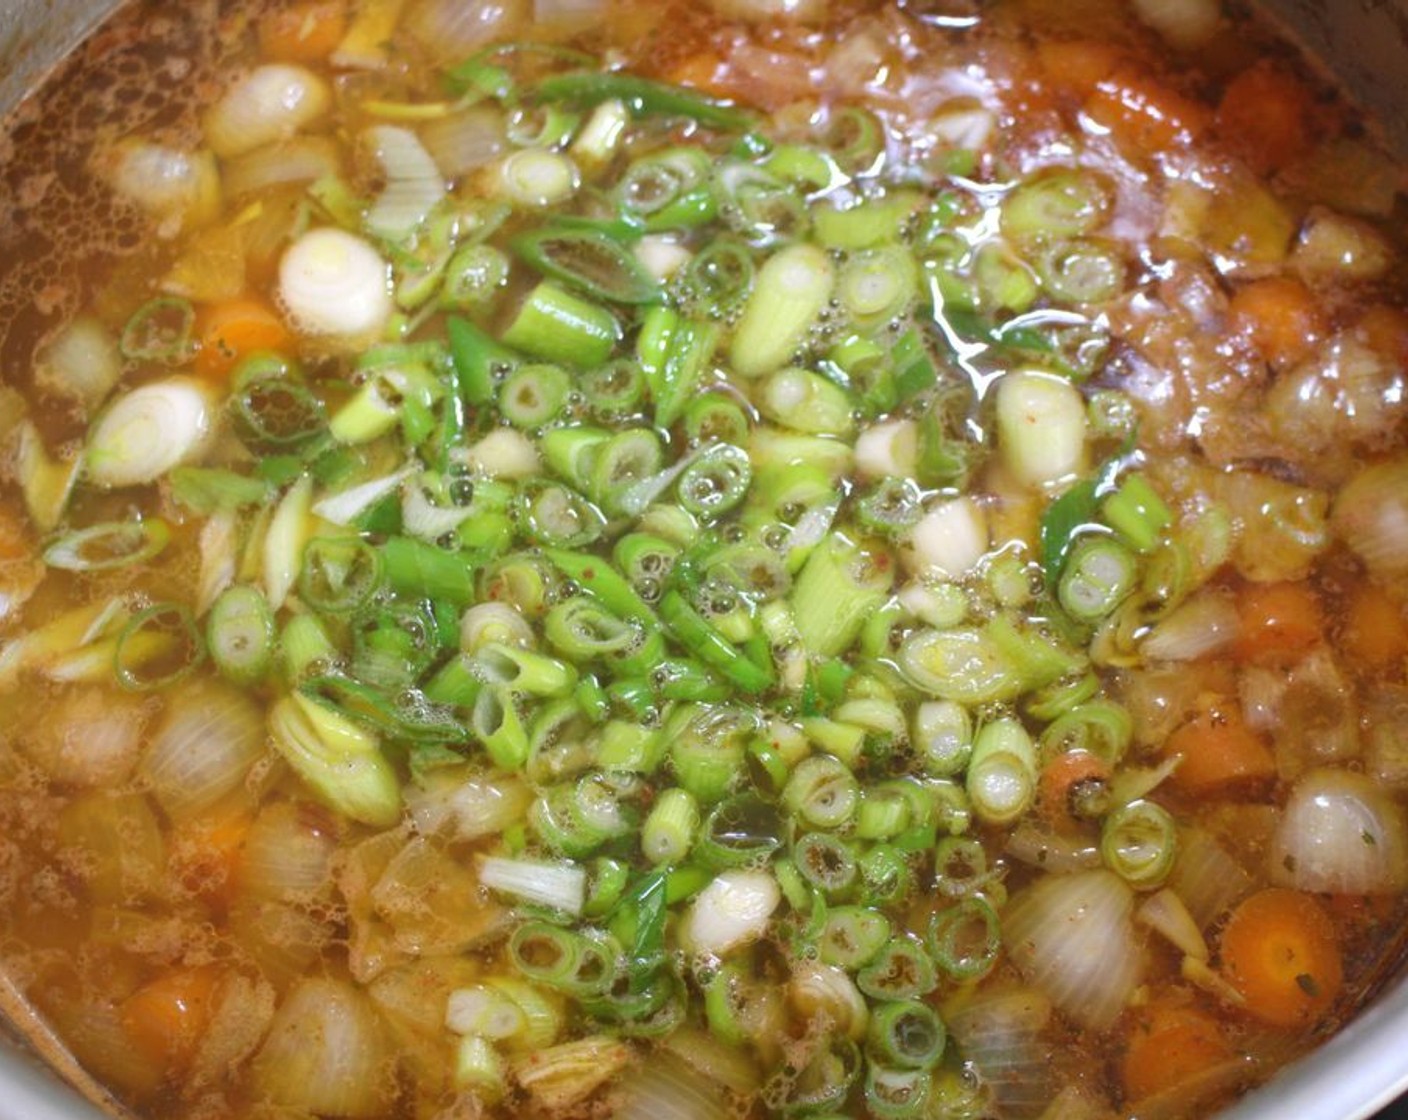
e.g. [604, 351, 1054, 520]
[203, 64, 332, 159]
[279, 227, 393, 346]
[85, 377, 216, 489]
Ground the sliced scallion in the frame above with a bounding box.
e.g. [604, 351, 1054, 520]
[44, 519, 171, 572]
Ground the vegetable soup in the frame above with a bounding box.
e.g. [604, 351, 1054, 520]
[0, 0, 1406, 1117]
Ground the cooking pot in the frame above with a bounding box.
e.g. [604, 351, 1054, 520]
[0, 0, 1405, 1117]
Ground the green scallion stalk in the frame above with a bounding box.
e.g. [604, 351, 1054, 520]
[866, 1000, 947, 1070]
[544, 596, 638, 659]
[669, 728, 746, 806]
[1101, 799, 1177, 888]
[113, 602, 206, 691]
[820, 105, 887, 175]
[682, 393, 751, 448]
[472, 642, 578, 698]
[859, 842, 914, 907]
[817, 905, 892, 970]
[473, 685, 529, 769]
[855, 477, 924, 538]
[229, 372, 328, 455]
[447, 315, 515, 406]
[512, 225, 664, 305]
[506, 103, 582, 148]
[790, 533, 892, 659]
[793, 831, 858, 896]
[532, 70, 756, 131]
[540, 426, 610, 490]
[298, 535, 383, 614]
[812, 191, 921, 251]
[864, 1065, 932, 1120]
[169, 467, 269, 514]
[381, 535, 475, 606]
[640, 787, 700, 865]
[927, 896, 1001, 981]
[441, 242, 511, 311]
[1101, 472, 1173, 553]
[637, 307, 721, 430]
[856, 935, 938, 1001]
[855, 785, 912, 841]
[838, 246, 919, 330]
[301, 675, 469, 745]
[592, 429, 664, 515]
[757, 367, 856, 437]
[43, 518, 171, 572]
[1001, 167, 1113, 240]
[579, 358, 646, 417]
[452, 1035, 506, 1100]
[206, 583, 274, 686]
[729, 242, 835, 378]
[121, 296, 195, 364]
[498, 363, 572, 427]
[1035, 236, 1128, 305]
[501, 281, 621, 367]
[280, 612, 337, 683]
[678, 238, 755, 318]
[613, 533, 679, 603]
[911, 700, 972, 777]
[531, 785, 611, 857]
[509, 922, 608, 994]
[659, 590, 773, 695]
[518, 482, 607, 549]
[694, 793, 785, 869]
[965, 718, 1038, 827]
[583, 856, 630, 918]
[972, 241, 1039, 314]
[593, 719, 665, 772]
[782, 753, 859, 830]
[1038, 700, 1134, 766]
[616, 148, 717, 230]
[1058, 535, 1138, 622]
[423, 654, 484, 708]
[676, 443, 752, 519]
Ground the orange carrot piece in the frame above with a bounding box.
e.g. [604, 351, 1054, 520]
[1233, 581, 1324, 662]
[1164, 703, 1276, 798]
[1086, 65, 1210, 156]
[1215, 63, 1316, 175]
[1228, 277, 1326, 369]
[172, 810, 253, 910]
[119, 965, 222, 1072]
[1037, 749, 1112, 833]
[1120, 999, 1233, 1102]
[1218, 888, 1343, 1028]
[195, 298, 295, 381]
[1339, 583, 1408, 669]
[258, 0, 349, 64]
[1035, 39, 1126, 96]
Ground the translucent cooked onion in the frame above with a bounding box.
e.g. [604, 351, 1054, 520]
[1270, 768, 1408, 894]
[362, 125, 446, 243]
[33, 316, 122, 413]
[945, 986, 1055, 1120]
[616, 1050, 732, 1120]
[1139, 589, 1239, 662]
[405, 770, 534, 841]
[420, 105, 507, 178]
[1167, 827, 1254, 929]
[252, 978, 393, 1118]
[1002, 869, 1142, 1030]
[223, 136, 342, 198]
[1331, 458, 1408, 577]
[711, 0, 827, 22]
[405, 0, 528, 62]
[21, 686, 150, 788]
[240, 800, 340, 903]
[203, 64, 332, 159]
[100, 140, 220, 234]
[140, 679, 266, 821]
[460, 603, 535, 654]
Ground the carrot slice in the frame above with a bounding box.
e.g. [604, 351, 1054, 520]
[1219, 888, 1343, 1028]
[119, 965, 222, 1072]
[195, 297, 295, 381]
[1228, 277, 1326, 369]
[1035, 39, 1125, 97]
[1086, 65, 1210, 156]
[1164, 703, 1276, 798]
[1233, 580, 1324, 663]
[258, 0, 349, 64]
[1339, 582, 1408, 669]
[1215, 63, 1316, 175]
[1037, 749, 1111, 833]
[1121, 998, 1233, 1102]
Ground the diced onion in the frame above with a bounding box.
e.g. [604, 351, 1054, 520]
[1331, 458, 1408, 577]
[279, 227, 393, 347]
[945, 987, 1055, 1119]
[995, 371, 1086, 487]
[420, 105, 507, 178]
[34, 316, 122, 413]
[1135, 888, 1208, 961]
[101, 140, 221, 235]
[252, 978, 393, 1118]
[405, 771, 534, 841]
[86, 377, 217, 489]
[1269, 768, 1408, 894]
[139, 679, 266, 821]
[362, 125, 447, 243]
[204, 64, 332, 159]
[405, 0, 527, 62]
[680, 869, 781, 957]
[1130, 0, 1222, 49]
[223, 137, 342, 199]
[1167, 828, 1254, 929]
[1139, 589, 1239, 662]
[906, 496, 988, 578]
[1002, 868, 1142, 1030]
[616, 1050, 732, 1120]
[240, 801, 340, 903]
[21, 686, 149, 788]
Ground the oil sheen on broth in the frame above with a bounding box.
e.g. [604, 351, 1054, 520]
[0, 1, 1406, 1118]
